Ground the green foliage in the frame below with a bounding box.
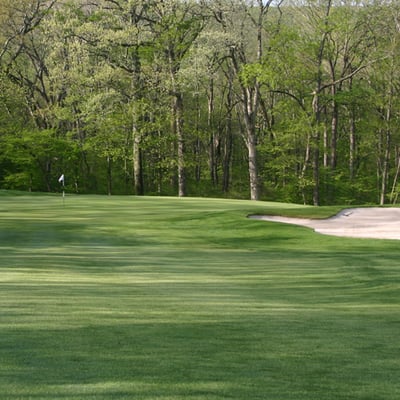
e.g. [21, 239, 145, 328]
[1, 129, 78, 192]
[1, 0, 400, 204]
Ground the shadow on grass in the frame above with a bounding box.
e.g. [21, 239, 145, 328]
[2, 196, 400, 399]
[1, 312, 400, 400]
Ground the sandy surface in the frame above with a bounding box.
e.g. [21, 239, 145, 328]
[249, 208, 400, 240]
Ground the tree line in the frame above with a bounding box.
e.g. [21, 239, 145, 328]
[1, 0, 400, 205]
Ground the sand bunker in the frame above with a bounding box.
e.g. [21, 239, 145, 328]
[249, 208, 400, 240]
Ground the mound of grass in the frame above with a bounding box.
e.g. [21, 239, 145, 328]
[1, 194, 399, 399]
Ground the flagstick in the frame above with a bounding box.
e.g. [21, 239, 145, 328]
[59, 174, 65, 207]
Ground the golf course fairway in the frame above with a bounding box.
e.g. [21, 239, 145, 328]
[0, 193, 399, 399]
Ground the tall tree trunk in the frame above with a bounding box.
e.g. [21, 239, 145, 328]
[241, 86, 260, 201]
[194, 94, 202, 183]
[107, 155, 112, 196]
[349, 107, 357, 181]
[300, 133, 312, 205]
[232, 55, 260, 200]
[380, 127, 390, 205]
[222, 128, 233, 194]
[208, 77, 218, 185]
[312, 132, 320, 206]
[133, 126, 144, 195]
[227, 0, 271, 201]
[330, 95, 339, 170]
[247, 133, 259, 201]
[222, 81, 234, 194]
[130, 43, 144, 195]
[312, 91, 321, 206]
[173, 92, 186, 197]
[323, 119, 329, 168]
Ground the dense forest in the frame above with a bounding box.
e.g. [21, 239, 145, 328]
[0, 0, 400, 205]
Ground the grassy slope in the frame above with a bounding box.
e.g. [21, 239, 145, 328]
[0, 194, 399, 400]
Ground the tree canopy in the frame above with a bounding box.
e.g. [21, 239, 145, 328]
[1, 0, 400, 205]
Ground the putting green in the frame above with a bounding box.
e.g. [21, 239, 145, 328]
[0, 194, 399, 399]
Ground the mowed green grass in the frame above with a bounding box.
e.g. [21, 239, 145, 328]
[1, 193, 400, 400]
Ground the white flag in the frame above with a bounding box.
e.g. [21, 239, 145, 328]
[58, 174, 65, 184]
